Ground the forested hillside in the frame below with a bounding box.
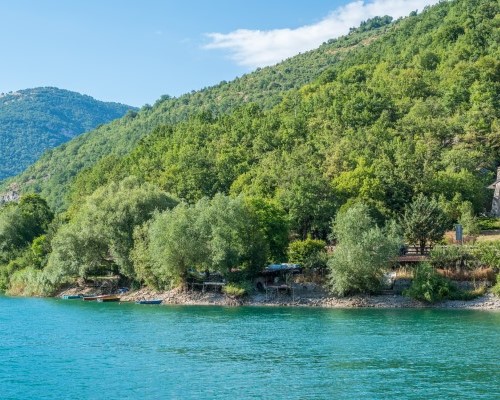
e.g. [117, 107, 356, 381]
[69, 0, 500, 235]
[0, 0, 499, 296]
[0, 87, 134, 180]
[0, 21, 392, 210]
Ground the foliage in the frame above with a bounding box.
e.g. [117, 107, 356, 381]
[244, 197, 289, 263]
[478, 217, 500, 230]
[0, 194, 53, 253]
[404, 263, 454, 303]
[141, 194, 268, 288]
[0, 87, 134, 180]
[492, 279, 500, 297]
[327, 203, 400, 295]
[458, 201, 480, 237]
[6, 267, 53, 297]
[288, 237, 327, 271]
[429, 245, 479, 271]
[223, 283, 251, 298]
[400, 194, 448, 254]
[472, 241, 500, 271]
[44, 177, 177, 287]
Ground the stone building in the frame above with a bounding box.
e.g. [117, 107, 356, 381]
[488, 167, 500, 217]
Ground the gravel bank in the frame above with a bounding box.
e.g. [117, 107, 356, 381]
[109, 287, 500, 310]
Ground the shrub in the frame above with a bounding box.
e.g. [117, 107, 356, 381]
[223, 283, 251, 298]
[472, 241, 500, 271]
[478, 217, 500, 231]
[404, 263, 454, 303]
[430, 245, 479, 271]
[6, 267, 54, 297]
[491, 280, 500, 297]
[288, 237, 327, 270]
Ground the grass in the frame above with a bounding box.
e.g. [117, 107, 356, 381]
[436, 267, 496, 282]
[447, 286, 487, 301]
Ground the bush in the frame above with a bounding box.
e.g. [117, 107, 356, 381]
[478, 217, 500, 231]
[472, 241, 500, 271]
[430, 245, 478, 271]
[404, 263, 454, 303]
[288, 237, 327, 270]
[6, 267, 54, 297]
[223, 283, 251, 298]
[491, 280, 500, 297]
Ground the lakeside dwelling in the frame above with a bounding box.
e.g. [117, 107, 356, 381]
[488, 167, 500, 217]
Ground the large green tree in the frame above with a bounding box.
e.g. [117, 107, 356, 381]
[141, 194, 269, 287]
[400, 194, 448, 254]
[328, 203, 400, 295]
[45, 177, 177, 285]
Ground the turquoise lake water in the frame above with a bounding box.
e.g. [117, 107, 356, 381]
[0, 295, 499, 400]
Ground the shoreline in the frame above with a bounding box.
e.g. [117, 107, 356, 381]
[58, 285, 500, 311]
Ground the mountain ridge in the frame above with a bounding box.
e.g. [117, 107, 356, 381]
[0, 87, 135, 181]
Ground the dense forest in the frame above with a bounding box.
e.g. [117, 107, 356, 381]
[0, 21, 392, 211]
[0, 0, 499, 298]
[0, 87, 134, 180]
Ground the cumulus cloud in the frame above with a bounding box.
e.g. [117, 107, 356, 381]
[204, 0, 439, 68]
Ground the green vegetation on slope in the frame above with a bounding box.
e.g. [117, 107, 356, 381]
[0, 87, 134, 180]
[0, 22, 392, 211]
[1, 0, 499, 296]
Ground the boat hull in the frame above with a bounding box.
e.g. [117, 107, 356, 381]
[135, 299, 163, 305]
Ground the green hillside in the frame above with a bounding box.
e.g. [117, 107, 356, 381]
[0, 87, 134, 180]
[1, 0, 499, 296]
[69, 0, 500, 235]
[0, 21, 392, 210]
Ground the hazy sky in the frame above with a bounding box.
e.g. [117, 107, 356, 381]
[0, 0, 438, 107]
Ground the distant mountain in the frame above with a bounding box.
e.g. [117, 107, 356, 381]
[0, 87, 135, 180]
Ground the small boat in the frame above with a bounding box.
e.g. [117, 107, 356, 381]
[135, 299, 163, 305]
[61, 294, 83, 300]
[96, 295, 120, 303]
[82, 295, 99, 301]
[83, 294, 120, 302]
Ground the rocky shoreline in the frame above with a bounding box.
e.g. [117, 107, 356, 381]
[58, 285, 500, 310]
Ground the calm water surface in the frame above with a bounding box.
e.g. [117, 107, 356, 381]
[0, 295, 499, 399]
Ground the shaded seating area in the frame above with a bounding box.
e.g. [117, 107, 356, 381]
[187, 270, 226, 292]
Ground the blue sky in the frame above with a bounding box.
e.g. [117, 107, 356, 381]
[0, 0, 437, 107]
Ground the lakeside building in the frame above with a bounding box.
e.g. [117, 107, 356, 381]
[488, 167, 500, 217]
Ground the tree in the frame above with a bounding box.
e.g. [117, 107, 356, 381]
[45, 177, 178, 285]
[141, 194, 268, 287]
[328, 203, 400, 295]
[288, 236, 327, 271]
[0, 194, 53, 256]
[146, 203, 206, 288]
[400, 194, 447, 254]
[244, 197, 289, 263]
[458, 201, 480, 238]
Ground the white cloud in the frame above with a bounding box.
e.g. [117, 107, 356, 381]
[204, 0, 440, 68]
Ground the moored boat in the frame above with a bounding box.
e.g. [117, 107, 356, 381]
[96, 295, 120, 302]
[135, 299, 162, 305]
[61, 294, 83, 300]
[83, 294, 120, 302]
